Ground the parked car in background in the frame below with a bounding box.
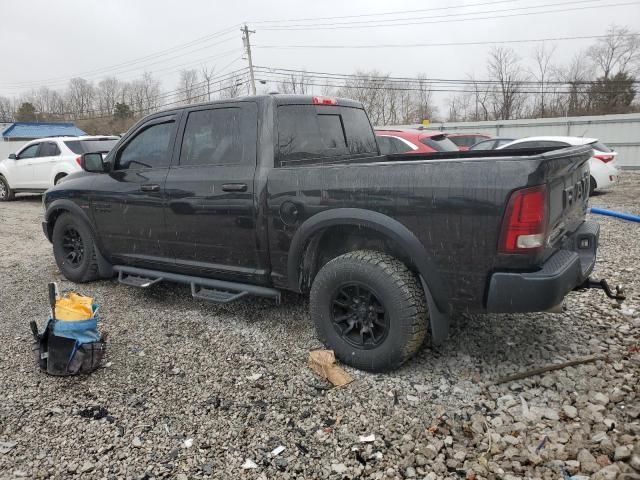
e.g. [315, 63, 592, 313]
[446, 133, 491, 150]
[0, 136, 119, 200]
[375, 129, 459, 154]
[469, 137, 516, 151]
[496, 136, 619, 194]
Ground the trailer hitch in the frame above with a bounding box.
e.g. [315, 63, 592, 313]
[576, 278, 625, 301]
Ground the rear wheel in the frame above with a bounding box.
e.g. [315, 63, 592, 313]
[52, 213, 99, 283]
[310, 250, 428, 372]
[589, 176, 597, 196]
[0, 176, 15, 201]
[54, 173, 67, 185]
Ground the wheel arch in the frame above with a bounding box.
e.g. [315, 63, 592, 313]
[287, 208, 448, 312]
[45, 199, 113, 278]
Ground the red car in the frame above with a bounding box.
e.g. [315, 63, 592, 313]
[446, 133, 491, 151]
[375, 129, 459, 154]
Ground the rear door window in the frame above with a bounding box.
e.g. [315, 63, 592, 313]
[39, 142, 60, 156]
[179, 106, 255, 166]
[277, 105, 377, 165]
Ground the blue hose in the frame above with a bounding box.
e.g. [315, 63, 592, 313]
[589, 207, 640, 223]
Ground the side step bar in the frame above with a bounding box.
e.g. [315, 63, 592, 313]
[113, 265, 281, 304]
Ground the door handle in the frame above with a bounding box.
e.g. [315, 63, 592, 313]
[140, 184, 160, 192]
[221, 183, 248, 192]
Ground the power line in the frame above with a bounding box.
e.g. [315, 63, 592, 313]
[254, 66, 640, 86]
[250, 0, 520, 23]
[258, 0, 607, 28]
[259, 1, 639, 30]
[253, 33, 640, 50]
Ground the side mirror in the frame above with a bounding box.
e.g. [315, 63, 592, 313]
[80, 152, 107, 173]
[8, 153, 16, 160]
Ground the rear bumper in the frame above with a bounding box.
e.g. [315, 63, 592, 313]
[486, 221, 599, 313]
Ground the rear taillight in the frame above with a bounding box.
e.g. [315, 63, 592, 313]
[75, 156, 82, 166]
[593, 154, 614, 163]
[312, 96, 338, 105]
[499, 185, 548, 254]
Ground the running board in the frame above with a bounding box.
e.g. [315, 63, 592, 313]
[113, 266, 281, 304]
[118, 270, 164, 288]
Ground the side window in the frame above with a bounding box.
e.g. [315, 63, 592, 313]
[179, 107, 248, 166]
[40, 142, 60, 156]
[390, 137, 413, 153]
[471, 140, 494, 151]
[503, 141, 538, 150]
[116, 121, 174, 170]
[277, 105, 377, 165]
[538, 141, 569, 148]
[376, 136, 393, 155]
[18, 144, 40, 159]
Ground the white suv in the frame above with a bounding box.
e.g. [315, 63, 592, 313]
[0, 135, 118, 200]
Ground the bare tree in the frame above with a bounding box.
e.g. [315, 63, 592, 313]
[561, 51, 592, 116]
[467, 74, 491, 121]
[201, 66, 216, 101]
[219, 74, 245, 99]
[96, 77, 120, 115]
[487, 47, 527, 120]
[588, 25, 640, 79]
[66, 78, 95, 116]
[140, 72, 161, 112]
[447, 94, 472, 122]
[0, 96, 13, 122]
[178, 69, 203, 104]
[278, 72, 309, 94]
[530, 43, 557, 117]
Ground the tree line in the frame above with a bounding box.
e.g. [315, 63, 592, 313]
[0, 24, 637, 133]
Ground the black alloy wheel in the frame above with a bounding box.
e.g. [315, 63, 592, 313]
[331, 283, 389, 349]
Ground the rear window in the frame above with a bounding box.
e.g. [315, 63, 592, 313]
[277, 105, 378, 166]
[65, 139, 118, 154]
[591, 141, 612, 152]
[420, 134, 459, 152]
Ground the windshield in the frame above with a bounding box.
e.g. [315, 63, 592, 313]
[65, 139, 118, 154]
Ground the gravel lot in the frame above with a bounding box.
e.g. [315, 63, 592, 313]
[1, 175, 638, 480]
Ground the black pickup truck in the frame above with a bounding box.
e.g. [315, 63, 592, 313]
[43, 94, 602, 371]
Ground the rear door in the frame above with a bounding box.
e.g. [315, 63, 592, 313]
[164, 102, 263, 282]
[31, 141, 61, 187]
[91, 115, 179, 266]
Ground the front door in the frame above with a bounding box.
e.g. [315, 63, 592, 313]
[11, 143, 41, 188]
[91, 115, 179, 267]
[164, 102, 264, 282]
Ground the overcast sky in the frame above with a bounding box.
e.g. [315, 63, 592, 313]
[1, 0, 639, 111]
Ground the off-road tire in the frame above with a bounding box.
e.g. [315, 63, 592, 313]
[310, 250, 428, 372]
[52, 213, 99, 283]
[0, 176, 15, 201]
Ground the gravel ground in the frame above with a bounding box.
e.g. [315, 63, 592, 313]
[0, 174, 638, 480]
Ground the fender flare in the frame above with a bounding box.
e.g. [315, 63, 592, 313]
[45, 199, 113, 278]
[286, 208, 449, 313]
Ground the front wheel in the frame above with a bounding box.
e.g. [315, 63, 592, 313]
[52, 213, 99, 283]
[0, 176, 15, 201]
[310, 250, 428, 372]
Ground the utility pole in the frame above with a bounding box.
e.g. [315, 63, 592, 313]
[241, 24, 257, 95]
